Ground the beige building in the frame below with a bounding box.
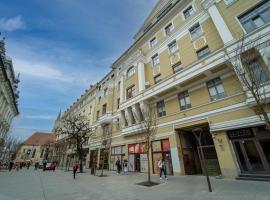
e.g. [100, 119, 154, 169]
[54, 0, 270, 179]
[16, 132, 56, 163]
[0, 38, 19, 146]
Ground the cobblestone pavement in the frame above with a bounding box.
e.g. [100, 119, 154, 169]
[0, 168, 269, 200]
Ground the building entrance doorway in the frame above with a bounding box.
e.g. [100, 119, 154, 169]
[179, 125, 221, 176]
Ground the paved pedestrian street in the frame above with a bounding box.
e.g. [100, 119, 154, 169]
[0, 169, 269, 200]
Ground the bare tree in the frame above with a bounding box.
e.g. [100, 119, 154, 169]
[56, 115, 95, 172]
[134, 102, 157, 185]
[227, 35, 270, 130]
[99, 124, 112, 177]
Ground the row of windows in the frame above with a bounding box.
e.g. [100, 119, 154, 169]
[156, 77, 226, 117]
[149, 4, 195, 48]
[151, 22, 208, 68]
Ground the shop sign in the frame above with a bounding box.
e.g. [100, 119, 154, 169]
[135, 143, 140, 154]
[162, 140, 170, 152]
[128, 144, 135, 154]
[227, 128, 254, 139]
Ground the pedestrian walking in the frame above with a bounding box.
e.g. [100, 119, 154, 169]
[123, 159, 128, 175]
[72, 162, 79, 179]
[115, 157, 121, 174]
[158, 158, 168, 180]
[43, 159, 47, 171]
[27, 162, 30, 170]
[34, 162, 38, 170]
[9, 161, 14, 171]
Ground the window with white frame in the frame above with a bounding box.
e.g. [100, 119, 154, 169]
[238, 1, 270, 33]
[165, 23, 173, 35]
[224, 0, 236, 6]
[168, 40, 178, 55]
[196, 46, 210, 60]
[178, 91, 191, 110]
[126, 85, 135, 99]
[156, 100, 166, 117]
[183, 5, 194, 19]
[207, 78, 226, 101]
[127, 66, 135, 78]
[150, 37, 158, 48]
[189, 23, 203, 40]
[172, 61, 182, 73]
[152, 54, 160, 67]
[247, 58, 269, 85]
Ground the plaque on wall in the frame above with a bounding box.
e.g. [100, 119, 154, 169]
[227, 128, 254, 139]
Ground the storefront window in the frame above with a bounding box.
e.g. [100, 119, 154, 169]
[162, 140, 170, 152]
[152, 141, 162, 152]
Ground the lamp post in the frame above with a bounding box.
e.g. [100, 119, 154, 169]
[192, 128, 212, 192]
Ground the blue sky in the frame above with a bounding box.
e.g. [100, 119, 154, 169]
[0, 0, 158, 141]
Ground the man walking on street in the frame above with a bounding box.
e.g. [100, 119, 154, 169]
[115, 157, 121, 174]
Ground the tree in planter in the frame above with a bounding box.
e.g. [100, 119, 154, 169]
[56, 115, 94, 173]
[99, 124, 112, 177]
[227, 36, 270, 130]
[134, 102, 158, 185]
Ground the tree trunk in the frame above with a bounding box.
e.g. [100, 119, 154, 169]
[147, 139, 151, 183]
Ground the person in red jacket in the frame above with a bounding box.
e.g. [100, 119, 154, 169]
[72, 162, 79, 179]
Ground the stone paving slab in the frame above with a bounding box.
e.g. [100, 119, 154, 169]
[0, 168, 269, 200]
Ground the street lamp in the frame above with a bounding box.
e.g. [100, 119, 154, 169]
[192, 128, 212, 192]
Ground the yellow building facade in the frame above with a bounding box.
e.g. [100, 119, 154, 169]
[55, 0, 270, 179]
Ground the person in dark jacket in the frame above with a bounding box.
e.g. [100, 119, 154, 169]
[72, 162, 79, 179]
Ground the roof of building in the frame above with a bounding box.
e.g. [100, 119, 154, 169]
[22, 132, 56, 146]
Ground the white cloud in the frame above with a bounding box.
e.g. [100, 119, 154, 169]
[0, 16, 25, 32]
[13, 58, 74, 83]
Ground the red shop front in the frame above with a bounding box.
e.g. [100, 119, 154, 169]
[128, 143, 148, 172]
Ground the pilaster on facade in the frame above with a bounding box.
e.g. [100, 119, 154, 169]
[137, 61, 146, 92]
[201, 0, 234, 45]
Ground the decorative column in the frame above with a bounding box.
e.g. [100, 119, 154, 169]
[120, 76, 124, 103]
[137, 61, 145, 92]
[202, 0, 234, 44]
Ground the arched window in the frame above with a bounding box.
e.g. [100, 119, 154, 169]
[127, 66, 135, 78]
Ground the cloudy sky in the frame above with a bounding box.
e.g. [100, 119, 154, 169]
[0, 0, 158, 141]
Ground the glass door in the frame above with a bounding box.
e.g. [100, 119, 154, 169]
[242, 140, 265, 172]
[234, 140, 267, 174]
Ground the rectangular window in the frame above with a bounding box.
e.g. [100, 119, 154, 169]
[207, 78, 226, 101]
[104, 88, 108, 96]
[224, 0, 235, 6]
[96, 110, 100, 120]
[168, 40, 178, 55]
[165, 23, 173, 35]
[183, 6, 194, 19]
[89, 106, 92, 114]
[154, 74, 162, 84]
[117, 98, 120, 109]
[238, 1, 270, 33]
[102, 104, 107, 115]
[178, 91, 191, 110]
[152, 54, 160, 67]
[189, 23, 203, 40]
[197, 46, 210, 59]
[172, 61, 182, 73]
[98, 96, 101, 103]
[126, 85, 135, 99]
[157, 100, 166, 117]
[150, 37, 157, 48]
[247, 59, 269, 85]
